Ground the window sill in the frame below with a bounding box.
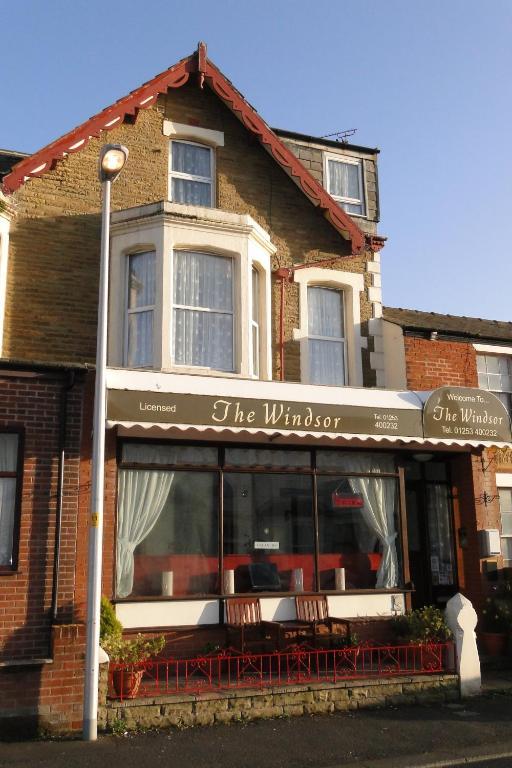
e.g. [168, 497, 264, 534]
[113, 588, 410, 603]
[0, 658, 53, 668]
[0, 568, 21, 576]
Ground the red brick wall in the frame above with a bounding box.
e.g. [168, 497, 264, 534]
[403, 337, 478, 391]
[0, 370, 86, 734]
[0, 624, 85, 736]
[402, 336, 502, 610]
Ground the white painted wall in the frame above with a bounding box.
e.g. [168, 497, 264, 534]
[116, 593, 405, 629]
[116, 600, 220, 628]
[382, 320, 408, 390]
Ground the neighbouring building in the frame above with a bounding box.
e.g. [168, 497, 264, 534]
[383, 307, 512, 609]
[0, 43, 509, 734]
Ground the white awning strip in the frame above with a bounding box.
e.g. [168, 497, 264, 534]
[106, 419, 512, 450]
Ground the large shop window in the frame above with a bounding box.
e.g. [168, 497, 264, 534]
[170, 141, 213, 207]
[172, 250, 234, 371]
[0, 433, 21, 570]
[308, 286, 346, 386]
[116, 445, 402, 599]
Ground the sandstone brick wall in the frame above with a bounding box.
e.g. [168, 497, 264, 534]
[0, 369, 85, 662]
[99, 673, 458, 732]
[280, 137, 379, 235]
[5, 80, 376, 384]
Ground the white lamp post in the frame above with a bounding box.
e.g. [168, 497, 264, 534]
[83, 144, 128, 741]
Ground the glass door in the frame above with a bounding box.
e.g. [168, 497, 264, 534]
[404, 459, 457, 608]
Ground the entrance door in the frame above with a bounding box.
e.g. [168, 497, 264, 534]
[403, 459, 458, 609]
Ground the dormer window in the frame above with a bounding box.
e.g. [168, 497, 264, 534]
[169, 141, 213, 207]
[325, 154, 366, 217]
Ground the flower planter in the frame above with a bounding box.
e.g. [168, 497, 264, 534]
[479, 631, 508, 657]
[112, 668, 144, 699]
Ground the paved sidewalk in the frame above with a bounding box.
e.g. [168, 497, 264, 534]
[2, 668, 512, 768]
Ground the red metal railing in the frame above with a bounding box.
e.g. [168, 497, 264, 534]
[108, 642, 455, 701]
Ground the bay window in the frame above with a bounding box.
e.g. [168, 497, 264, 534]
[169, 141, 213, 207]
[498, 488, 512, 567]
[109, 203, 275, 378]
[172, 250, 234, 371]
[125, 251, 155, 367]
[115, 444, 402, 599]
[250, 267, 260, 377]
[308, 286, 346, 386]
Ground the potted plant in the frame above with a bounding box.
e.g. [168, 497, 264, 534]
[479, 593, 512, 656]
[100, 596, 165, 699]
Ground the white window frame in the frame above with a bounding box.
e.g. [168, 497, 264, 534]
[250, 266, 260, 378]
[171, 250, 236, 373]
[169, 139, 214, 208]
[474, 345, 512, 415]
[124, 250, 156, 369]
[324, 152, 366, 217]
[307, 286, 347, 386]
[495, 474, 512, 567]
[293, 267, 364, 387]
[108, 203, 275, 380]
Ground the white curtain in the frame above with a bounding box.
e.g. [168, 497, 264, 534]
[0, 435, 18, 566]
[171, 142, 212, 206]
[116, 469, 174, 597]
[328, 159, 360, 199]
[127, 252, 155, 367]
[342, 454, 399, 588]
[173, 251, 233, 371]
[308, 287, 345, 385]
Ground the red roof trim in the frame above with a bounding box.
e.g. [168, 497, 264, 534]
[2, 42, 367, 254]
[203, 56, 365, 253]
[2, 55, 195, 195]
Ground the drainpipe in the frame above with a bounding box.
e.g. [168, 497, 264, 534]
[273, 256, 351, 382]
[50, 369, 77, 628]
[274, 268, 291, 381]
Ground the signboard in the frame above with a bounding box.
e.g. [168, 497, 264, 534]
[423, 387, 512, 443]
[107, 389, 424, 438]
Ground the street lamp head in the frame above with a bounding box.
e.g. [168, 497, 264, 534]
[99, 144, 129, 183]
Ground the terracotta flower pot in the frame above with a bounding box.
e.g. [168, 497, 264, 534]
[479, 631, 508, 657]
[112, 668, 144, 699]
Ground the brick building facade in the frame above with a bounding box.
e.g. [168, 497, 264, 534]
[0, 43, 509, 734]
[383, 307, 512, 610]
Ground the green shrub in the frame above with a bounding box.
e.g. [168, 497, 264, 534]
[102, 633, 165, 664]
[481, 594, 512, 633]
[392, 605, 452, 643]
[100, 595, 123, 643]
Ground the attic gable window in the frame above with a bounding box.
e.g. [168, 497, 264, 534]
[170, 140, 213, 207]
[325, 154, 366, 217]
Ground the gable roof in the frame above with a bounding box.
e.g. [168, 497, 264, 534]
[383, 306, 512, 343]
[2, 43, 376, 256]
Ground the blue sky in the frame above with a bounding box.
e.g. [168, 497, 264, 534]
[3, 0, 511, 320]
